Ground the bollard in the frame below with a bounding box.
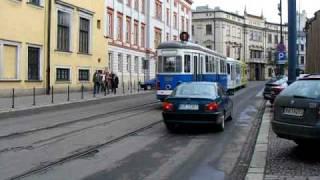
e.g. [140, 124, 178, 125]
[134, 80, 136, 92]
[81, 84, 84, 99]
[122, 81, 125, 94]
[12, 88, 15, 109]
[51, 86, 54, 104]
[128, 81, 130, 91]
[138, 81, 140, 92]
[33, 87, 36, 106]
[67, 86, 70, 101]
[130, 81, 133, 94]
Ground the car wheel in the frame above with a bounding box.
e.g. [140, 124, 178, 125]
[216, 114, 225, 132]
[294, 140, 314, 148]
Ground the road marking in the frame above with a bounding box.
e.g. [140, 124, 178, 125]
[256, 89, 264, 98]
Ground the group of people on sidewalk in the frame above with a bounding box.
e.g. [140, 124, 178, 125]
[93, 70, 119, 95]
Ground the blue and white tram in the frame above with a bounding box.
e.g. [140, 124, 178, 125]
[226, 58, 242, 91]
[156, 41, 228, 101]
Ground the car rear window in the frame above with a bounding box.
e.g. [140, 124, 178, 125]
[172, 84, 218, 98]
[281, 80, 320, 99]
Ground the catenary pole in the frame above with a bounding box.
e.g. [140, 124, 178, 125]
[288, 0, 297, 84]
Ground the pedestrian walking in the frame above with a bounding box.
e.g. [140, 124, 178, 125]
[112, 73, 119, 94]
[101, 71, 107, 93]
[93, 70, 100, 94]
[106, 72, 112, 94]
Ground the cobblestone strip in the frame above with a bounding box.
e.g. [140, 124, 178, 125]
[245, 102, 272, 180]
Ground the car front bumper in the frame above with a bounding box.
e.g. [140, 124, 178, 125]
[272, 120, 320, 140]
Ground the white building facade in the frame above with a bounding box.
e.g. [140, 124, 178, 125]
[192, 6, 289, 80]
[297, 10, 307, 72]
[105, 0, 192, 87]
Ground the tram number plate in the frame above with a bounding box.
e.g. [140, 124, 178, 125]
[283, 108, 304, 117]
[179, 104, 199, 110]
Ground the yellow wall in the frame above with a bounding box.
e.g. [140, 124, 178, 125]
[0, 0, 46, 90]
[50, 0, 108, 89]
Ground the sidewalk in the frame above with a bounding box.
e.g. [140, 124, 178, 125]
[246, 102, 320, 180]
[0, 87, 152, 114]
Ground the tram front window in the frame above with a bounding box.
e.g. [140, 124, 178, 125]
[158, 56, 182, 73]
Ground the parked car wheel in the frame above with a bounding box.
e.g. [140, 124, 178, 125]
[216, 114, 225, 132]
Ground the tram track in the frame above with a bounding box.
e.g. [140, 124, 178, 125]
[8, 119, 163, 180]
[0, 101, 160, 140]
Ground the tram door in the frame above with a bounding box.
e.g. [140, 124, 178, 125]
[193, 53, 203, 81]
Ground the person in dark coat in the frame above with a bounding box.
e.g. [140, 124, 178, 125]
[112, 74, 119, 94]
[93, 70, 100, 94]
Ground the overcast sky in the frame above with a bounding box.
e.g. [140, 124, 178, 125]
[192, 0, 319, 23]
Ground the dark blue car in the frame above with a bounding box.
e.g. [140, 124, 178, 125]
[162, 82, 233, 132]
[140, 78, 157, 90]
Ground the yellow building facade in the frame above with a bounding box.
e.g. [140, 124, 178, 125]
[0, 0, 47, 95]
[49, 0, 108, 92]
[0, 0, 108, 95]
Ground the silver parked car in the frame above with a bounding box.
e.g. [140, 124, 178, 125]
[272, 74, 320, 146]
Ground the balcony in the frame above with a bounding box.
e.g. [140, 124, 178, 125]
[247, 58, 267, 64]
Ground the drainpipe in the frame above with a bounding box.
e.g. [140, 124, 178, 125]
[46, 0, 52, 94]
[213, 11, 216, 50]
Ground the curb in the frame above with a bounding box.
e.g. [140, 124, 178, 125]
[0, 91, 154, 119]
[245, 101, 272, 180]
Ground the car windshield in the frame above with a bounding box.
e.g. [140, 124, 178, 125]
[172, 84, 218, 98]
[281, 80, 320, 99]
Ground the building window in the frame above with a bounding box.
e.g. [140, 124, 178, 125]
[1, 44, 19, 80]
[192, 25, 194, 35]
[226, 25, 230, 37]
[166, 8, 170, 26]
[117, 13, 123, 41]
[79, 17, 90, 54]
[118, 54, 123, 72]
[134, 0, 139, 10]
[29, 0, 41, 6]
[28, 47, 40, 80]
[134, 21, 138, 45]
[134, 56, 139, 73]
[56, 68, 70, 81]
[186, 19, 189, 33]
[155, 0, 162, 20]
[250, 50, 262, 59]
[206, 24, 212, 35]
[126, 17, 131, 43]
[181, 16, 185, 31]
[107, 9, 114, 38]
[206, 45, 212, 49]
[173, 13, 177, 29]
[173, 35, 177, 41]
[79, 69, 89, 81]
[301, 56, 305, 65]
[301, 44, 305, 51]
[268, 34, 272, 43]
[226, 46, 230, 57]
[141, 24, 145, 47]
[126, 55, 131, 72]
[274, 35, 278, 44]
[141, 0, 145, 14]
[108, 53, 113, 72]
[57, 10, 71, 51]
[154, 28, 162, 48]
[126, 0, 131, 7]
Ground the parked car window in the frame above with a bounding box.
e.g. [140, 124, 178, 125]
[281, 80, 320, 99]
[172, 84, 218, 98]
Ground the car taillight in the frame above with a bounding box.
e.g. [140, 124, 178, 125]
[272, 86, 284, 94]
[205, 102, 219, 112]
[156, 81, 160, 90]
[163, 102, 174, 111]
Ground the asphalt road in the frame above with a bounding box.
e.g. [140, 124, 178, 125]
[0, 81, 266, 180]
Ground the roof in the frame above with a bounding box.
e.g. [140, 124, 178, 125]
[299, 74, 320, 80]
[157, 41, 225, 58]
[181, 81, 218, 86]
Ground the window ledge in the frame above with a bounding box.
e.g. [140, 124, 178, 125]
[78, 80, 91, 83]
[26, 2, 44, 9]
[77, 52, 92, 56]
[25, 80, 43, 83]
[0, 80, 22, 82]
[55, 81, 71, 84]
[55, 49, 73, 53]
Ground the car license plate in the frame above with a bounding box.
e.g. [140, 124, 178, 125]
[283, 108, 304, 117]
[179, 104, 199, 110]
